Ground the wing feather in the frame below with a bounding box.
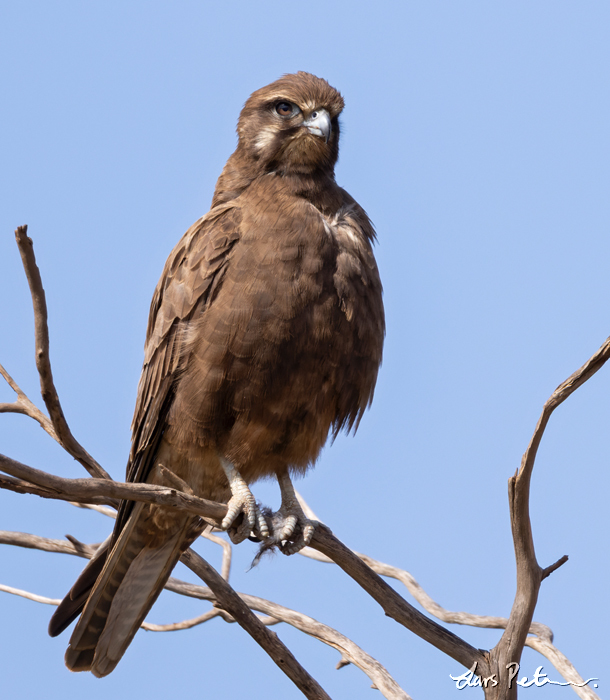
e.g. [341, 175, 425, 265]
[115, 203, 241, 534]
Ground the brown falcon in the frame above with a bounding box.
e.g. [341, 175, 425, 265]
[48, 71, 385, 676]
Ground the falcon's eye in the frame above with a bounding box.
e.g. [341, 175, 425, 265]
[275, 101, 297, 118]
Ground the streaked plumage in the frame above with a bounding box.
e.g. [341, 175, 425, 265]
[49, 71, 384, 676]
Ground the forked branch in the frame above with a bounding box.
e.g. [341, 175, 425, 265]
[486, 336, 610, 698]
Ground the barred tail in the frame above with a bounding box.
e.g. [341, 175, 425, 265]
[62, 502, 200, 677]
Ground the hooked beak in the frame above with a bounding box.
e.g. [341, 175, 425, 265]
[302, 109, 332, 143]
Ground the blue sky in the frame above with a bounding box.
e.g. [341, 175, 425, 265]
[1, 2, 608, 698]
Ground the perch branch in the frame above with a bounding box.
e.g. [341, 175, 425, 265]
[0, 450, 489, 675]
[297, 495, 552, 640]
[299, 546, 554, 641]
[309, 524, 488, 673]
[0, 452, 225, 524]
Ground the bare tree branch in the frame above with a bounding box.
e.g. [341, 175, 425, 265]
[526, 637, 600, 700]
[0, 529, 408, 700]
[0, 583, 61, 606]
[486, 335, 610, 697]
[309, 525, 489, 673]
[167, 570, 411, 700]
[0, 452, 224, 524]
[299, 546, 553, 641]
[12, 226, 110, 480]
[297, 496, 552, 641]
[1, 529, 598, 698]
[180, 548, 332, 700]
[141, 608, 222, 632]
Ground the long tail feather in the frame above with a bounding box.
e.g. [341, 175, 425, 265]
[48, 536, 111, 638]
[64, 503, 202, 676]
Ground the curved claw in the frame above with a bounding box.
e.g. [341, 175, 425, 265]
[279, 514, 298, 541]
[224, 498, 269, 544]
[279, 517, 316, 555]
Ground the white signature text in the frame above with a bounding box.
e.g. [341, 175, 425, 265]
[450, 662, 598, 690]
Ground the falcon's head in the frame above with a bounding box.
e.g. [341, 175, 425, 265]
[237, 72, 344, 176]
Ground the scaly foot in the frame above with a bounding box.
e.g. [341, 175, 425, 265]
[220, 459, 269, 544]
[275, 472, 316, 555]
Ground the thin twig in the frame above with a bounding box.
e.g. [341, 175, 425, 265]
[0, 363, 59, 440]
[200, 529, 232, 580]
[142, 609, 221, 632]
[13, 226, 110, 480]
[0, 584, 61, 606]
[69, 502, 117, 518]
[526, 637, 601, 700]
[541, 554, 569, 581]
